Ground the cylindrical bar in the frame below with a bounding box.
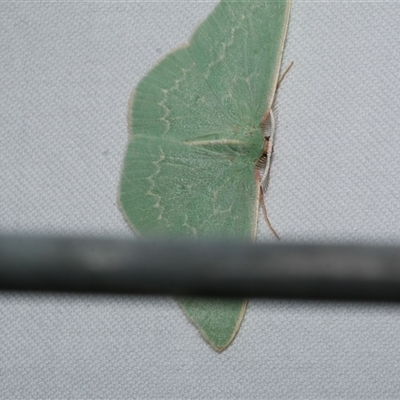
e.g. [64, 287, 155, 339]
[1, 235, 400, 301]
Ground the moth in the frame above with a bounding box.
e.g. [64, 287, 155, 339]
[119, 0, 291, 351]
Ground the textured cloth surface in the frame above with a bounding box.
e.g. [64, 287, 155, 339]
[2, 1, 400, 398]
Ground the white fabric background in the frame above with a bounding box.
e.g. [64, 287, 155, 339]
[1, 0, 400, 398]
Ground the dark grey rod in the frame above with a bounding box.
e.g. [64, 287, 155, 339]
[1, 235, 400, 302]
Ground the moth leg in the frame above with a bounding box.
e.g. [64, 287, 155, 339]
[260, 109, 276, 190]
[260, 185, 280, 240]
[255, 168, 280, 240]
[255, 61, 294, 239]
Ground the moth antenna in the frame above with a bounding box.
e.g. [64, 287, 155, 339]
[276, 61, 294, 89]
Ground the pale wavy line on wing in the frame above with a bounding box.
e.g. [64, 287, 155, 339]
[145, 147, 166, 221]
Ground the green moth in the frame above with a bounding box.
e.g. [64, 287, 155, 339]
[119, 0, 291, 351]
